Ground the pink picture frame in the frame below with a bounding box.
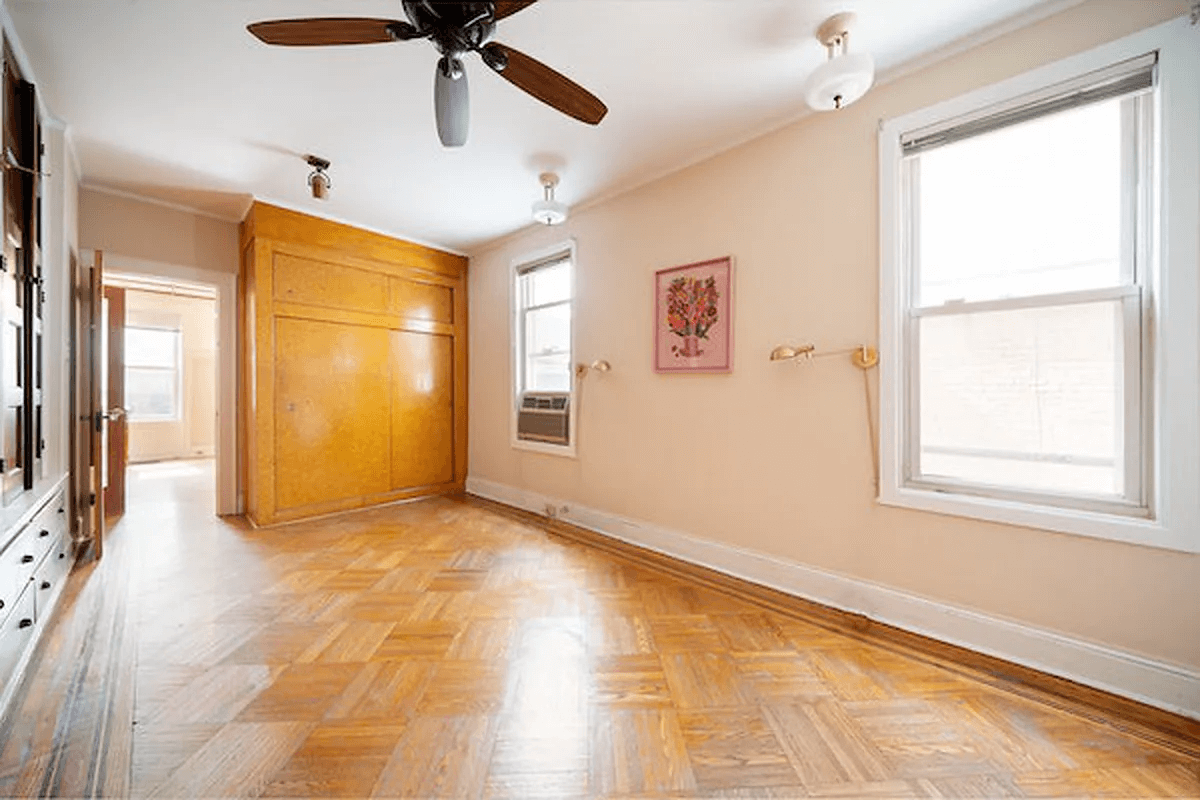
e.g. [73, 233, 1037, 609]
[654, 256, 734, 373]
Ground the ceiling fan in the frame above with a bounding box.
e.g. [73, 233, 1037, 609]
[247, 1, 608, 148]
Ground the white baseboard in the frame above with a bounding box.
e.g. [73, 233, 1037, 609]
[466, 475, 1200, 721]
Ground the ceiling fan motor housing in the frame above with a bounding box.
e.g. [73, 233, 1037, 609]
[403, 1, 497, 56]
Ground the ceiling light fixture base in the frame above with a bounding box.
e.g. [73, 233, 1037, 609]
[815, 12, 858, 49]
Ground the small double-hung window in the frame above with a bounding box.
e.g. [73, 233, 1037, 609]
[125, 325, 182, 421]
[879, 19, 1200, 552]
[513, 245, 575, 453]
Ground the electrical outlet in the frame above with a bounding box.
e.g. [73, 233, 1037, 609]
[543, 503, 557, 518]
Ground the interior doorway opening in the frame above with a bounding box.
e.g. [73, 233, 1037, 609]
[102, 271, 221, 518]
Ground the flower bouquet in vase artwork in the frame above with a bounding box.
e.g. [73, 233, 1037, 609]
[655, 257, 733, 373]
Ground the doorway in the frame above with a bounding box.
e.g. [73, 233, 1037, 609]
[81, 248, 238, 518]
[103, 273, 218, 516]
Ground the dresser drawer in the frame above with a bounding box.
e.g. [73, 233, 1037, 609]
[11, 526, 54, 590]
[32, 531, 72, 620]
[0, 583, 36, 698]
[28, 488, 68, 550]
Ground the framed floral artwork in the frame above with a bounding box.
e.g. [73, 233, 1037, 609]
[655, 256, 733, 373]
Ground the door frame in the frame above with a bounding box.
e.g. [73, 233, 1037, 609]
[81, 250, 238, 515]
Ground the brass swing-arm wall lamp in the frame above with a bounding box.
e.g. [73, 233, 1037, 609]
[574, 359, 612, 380]
[769, 343, 878, 369]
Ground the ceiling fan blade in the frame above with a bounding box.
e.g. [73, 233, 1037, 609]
[435, 59, 470, 148]
[247, 18, 416, 47]
[492, 1, 539, 21]
[482, 43, 607, 125]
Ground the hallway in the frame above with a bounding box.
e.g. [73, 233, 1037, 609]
[0, 462, 1195, 797]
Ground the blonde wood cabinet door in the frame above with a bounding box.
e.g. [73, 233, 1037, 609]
[390, 330, 454, 491]
[274, 318, 391, 511]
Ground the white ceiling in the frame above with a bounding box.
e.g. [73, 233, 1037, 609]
[9, 0, 1058, 253]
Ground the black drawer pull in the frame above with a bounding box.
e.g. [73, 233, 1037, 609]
[0, 600, 4, 610]
[57, 507, 64, 514]
[58, 552, 65, 559]
[18, 618, 31, 629]
[38, 529, 49, 538]
[20, 555, 33, 564]
[40, 580, 50, 590]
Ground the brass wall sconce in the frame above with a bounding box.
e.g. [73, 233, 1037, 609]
[575, 360, 612, 379]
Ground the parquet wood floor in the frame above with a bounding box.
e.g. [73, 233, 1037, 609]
[0, 460, 1196, 798]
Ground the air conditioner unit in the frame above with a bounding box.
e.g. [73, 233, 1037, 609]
[517, 392, 570, 445]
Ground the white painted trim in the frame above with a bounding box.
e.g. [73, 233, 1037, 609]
[80, 182, 248, 225]
[466, 475, 1200, 722]
[62, 127, 82, 186]
[877, 17, 1200, 554]
[81, 250, 239, 516]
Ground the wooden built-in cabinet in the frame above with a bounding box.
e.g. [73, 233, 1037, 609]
[239, 203, 468, 527]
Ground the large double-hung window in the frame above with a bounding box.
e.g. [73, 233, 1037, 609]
[878, 19, 1199, 552]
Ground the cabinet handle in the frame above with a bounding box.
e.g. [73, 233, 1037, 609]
[20, 555, 33, 564]
[0, 599, 5, 610]
[57, 507, 64, 514]
[18, 618, 31, 629]
[38, 529, 49, 538]
[40, 580, 50, 590]
[58, 552, 65, 559]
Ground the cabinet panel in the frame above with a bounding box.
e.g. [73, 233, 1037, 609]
[390, 331, 454, 491]
[273, 253, 389, 315]
[274, 318, 391, 511]
[388, 277, 453, 324]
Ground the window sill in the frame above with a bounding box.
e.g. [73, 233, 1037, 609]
[878, 484, 1198, 554]
[511, 438, 577, 459]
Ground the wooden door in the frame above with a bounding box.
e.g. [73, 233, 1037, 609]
[70, 250, 104, 560]
[273, 318, 391, 512]
[390, 330, 454, 490]
[103, 286, 127, 518]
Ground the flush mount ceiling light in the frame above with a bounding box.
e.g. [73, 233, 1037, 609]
[306, 155, 331, 200]
[804, 12, 875, 112]
[531, 172, 567, 226]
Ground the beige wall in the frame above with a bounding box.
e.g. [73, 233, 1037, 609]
[124, 290, 216, 463]
[79, 188, 238, 275]
[468, 0, 1199, 671]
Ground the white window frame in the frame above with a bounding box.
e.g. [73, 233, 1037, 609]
[878, 17, 1199, 553]
[510, 239, 577, 457]
[125, 325, 183, 423]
